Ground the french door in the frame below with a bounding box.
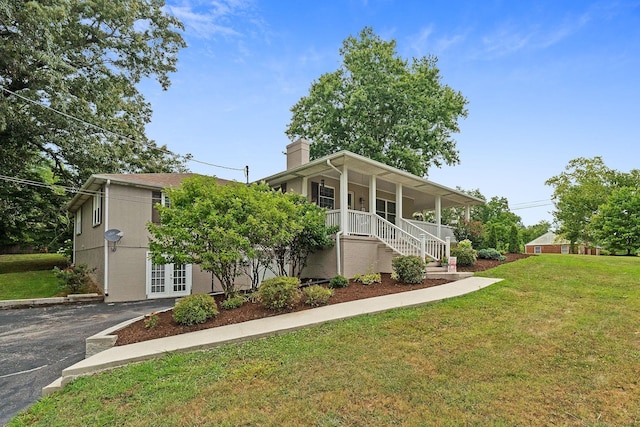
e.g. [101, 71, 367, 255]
[146, 254, 192, 298]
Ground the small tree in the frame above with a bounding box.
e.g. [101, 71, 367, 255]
[508, 224, 521, 253]
[148, 177, 285, 296]
[272, 193, 337, 278]
[454, 220, 485, 250]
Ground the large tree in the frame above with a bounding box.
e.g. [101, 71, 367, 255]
[286, 27, 468, 177]
[0, 0, 186, 248]
[545, 157, 616, 248]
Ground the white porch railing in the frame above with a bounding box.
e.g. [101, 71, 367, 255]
[406, 219, 456, 242]
[398, 218, 448, 261]
[327, 209, 449, 261]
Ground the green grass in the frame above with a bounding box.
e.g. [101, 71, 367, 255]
[10, 254, 640, 426]
[0, 254, 67, 300]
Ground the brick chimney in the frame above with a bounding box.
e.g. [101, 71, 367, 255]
[286, 138, 310, 170]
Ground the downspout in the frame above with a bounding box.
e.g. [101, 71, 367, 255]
[103, 180, 110, 297]
[335, 231, 343, 276]
[72, 212, 76, 264]
[326, 159, 344, 275]
[326, 159, 342, 176]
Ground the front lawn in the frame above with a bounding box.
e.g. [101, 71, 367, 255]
[10, 254, 640, 425]
[0, 254, 67, 300]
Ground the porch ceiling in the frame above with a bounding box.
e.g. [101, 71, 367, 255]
[260, 151, 484, 210]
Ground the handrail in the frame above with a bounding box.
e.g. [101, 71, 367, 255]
[325, 210, 448, 260]
[372, 215, 423, 258]
[398, 218, 447, 261]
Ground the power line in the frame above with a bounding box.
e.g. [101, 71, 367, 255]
[0, 85, 247, 174]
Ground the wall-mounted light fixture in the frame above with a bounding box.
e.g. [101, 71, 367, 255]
[320, 179, 325, 188]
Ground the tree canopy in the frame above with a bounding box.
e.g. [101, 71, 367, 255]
[547, 156, 640, 254]
[286, 27, 468, 177]
[591, 187, 640, 255]
[0, 0, 187, 248]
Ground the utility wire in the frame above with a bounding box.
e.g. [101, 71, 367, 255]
[0, 85, 247, 174]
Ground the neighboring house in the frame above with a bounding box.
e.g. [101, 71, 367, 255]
[68, 140, 485, 302]
[524, 231, 601, 255]
[67, 173, 234, 302]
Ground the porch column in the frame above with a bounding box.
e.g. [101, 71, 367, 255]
[395, 183, 403, 226]
[369, 175, 376, 214]
[341, 165, 349, 234]
[435, 195, 442, 238]
[301, 176, 308, 197]
[465, 205, 471, 221]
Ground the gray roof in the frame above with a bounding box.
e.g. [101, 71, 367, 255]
[525, 231, 569, 246]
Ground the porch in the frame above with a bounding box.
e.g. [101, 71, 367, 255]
[262, 140, 485, 277]
[327, 209, 454, 262]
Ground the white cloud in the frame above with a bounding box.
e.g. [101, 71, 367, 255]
[406, 25, 466, 57]
[165, 0, 259, 40]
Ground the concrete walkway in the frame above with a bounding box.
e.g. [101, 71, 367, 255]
[44, 276, 502, 395]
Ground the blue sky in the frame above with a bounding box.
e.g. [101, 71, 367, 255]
[141, 0, 640, 226]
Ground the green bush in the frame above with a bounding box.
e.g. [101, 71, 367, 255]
[302, 285, 333, 306]
[221, 295, 244, 310]
[391, 255, 426, 284]
[52, 263, 96, 293]
[352, 273, 382, 285]
[173, 294, 219, 326]
[329, 275, 349, 288]
[451, 239, 477, 267]
[477, 248, 506, 261]
[258, 276, 301, 310]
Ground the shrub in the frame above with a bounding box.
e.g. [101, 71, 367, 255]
[391, 255, 426, 284]
[451, 239, 477, 267]
[53, 263, 96, 293]
[144, 312, 159, 329]
[477, 248, 506, 261]
[258, 276, 301, 310]
[173, 294, 219, 326]
[221, 295, 244, 310]
[353, 273, 382, 285]
[302, 285, 333, 306]
[329, 275, 349, 288]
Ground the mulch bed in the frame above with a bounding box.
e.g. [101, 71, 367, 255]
[115, 253, 531, 346]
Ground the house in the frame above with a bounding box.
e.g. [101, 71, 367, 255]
[261, 139, 484, 279]
[524, 231, 601, 255]
[67, 173, 236, 302]
[68, 140, 485, 302]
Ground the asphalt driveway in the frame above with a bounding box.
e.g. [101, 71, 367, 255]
[0, 299, 174, 426]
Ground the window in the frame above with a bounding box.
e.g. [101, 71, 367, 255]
[92, 192, 102, 226]
[318, 185, 335, 209]
[534, 246, 541, 254]
[561, 245, 569, 254]
[151, 191, 170, 224]
[75, 209, 82, 235]
[376, 198, 396, 224]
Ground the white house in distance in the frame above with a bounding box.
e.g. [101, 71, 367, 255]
[67, 139, 484, 302]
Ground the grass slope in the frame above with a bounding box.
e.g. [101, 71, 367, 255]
[0, 254, 67, 300]
[10, 255, 640, 426]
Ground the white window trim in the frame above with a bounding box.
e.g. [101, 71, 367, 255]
[534, 246, 541, 254]
[92, 192, 102, 227]
[319, 185, 335, 210]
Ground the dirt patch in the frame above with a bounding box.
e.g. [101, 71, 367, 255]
[115, 253, 531, 346]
